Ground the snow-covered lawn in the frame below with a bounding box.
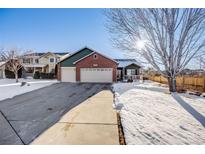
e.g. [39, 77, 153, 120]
[113, 81, 205, 145]
[0, 78, 58, 101]
[0, 78, 56, 86]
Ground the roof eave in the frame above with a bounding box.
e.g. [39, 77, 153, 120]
[58, 46, 93, 64]
[73, 51, 119, 65]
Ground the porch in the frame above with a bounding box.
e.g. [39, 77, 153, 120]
[116, 64, 141, 81]
[22, 64, 48, 77]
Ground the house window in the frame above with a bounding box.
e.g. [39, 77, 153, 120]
[56, 58, 60, 63]
[35, 59, 39, 64]
[127, 69, 136, 76]
[117, 70, 122, 79]
[93, 54, 98, 59]
[23, 59, 29, 64]
[50, 58, 54, 63]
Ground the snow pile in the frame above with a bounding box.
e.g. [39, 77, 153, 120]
[113, 81, 205, 144]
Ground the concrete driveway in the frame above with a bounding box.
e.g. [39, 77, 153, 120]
[32, 90, 119, 145]
[0, 83, 115, 145]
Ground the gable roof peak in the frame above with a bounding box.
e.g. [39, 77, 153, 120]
[58, 46, 95, 64]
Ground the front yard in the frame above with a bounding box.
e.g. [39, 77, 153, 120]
[113, 81, 205, 144]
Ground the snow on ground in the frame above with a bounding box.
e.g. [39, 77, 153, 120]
[113, 81, 205, 145]
[0, 79, 58, 101]
[0, 78, 56, 85]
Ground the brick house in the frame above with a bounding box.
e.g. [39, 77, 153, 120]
[57, 47, 118, 83]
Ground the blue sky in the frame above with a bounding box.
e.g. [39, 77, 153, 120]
[0, 8, 123, 58]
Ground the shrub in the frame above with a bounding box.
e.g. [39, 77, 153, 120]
[33, 71, 40, 79]
[5, 69, 22, 79]
[39, 72, 55, 79]
[143, 76, 149, 80]
[127, 78, 133, 82]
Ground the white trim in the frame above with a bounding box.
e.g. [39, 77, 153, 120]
[73, 52, 94, 64]
[124, 62, 141, 68]
[61, 67, 76, 68]
[59, 46, 118, 64]
[73, 51, 118, 64]
[22, 64, 47, 68]
[58, 46, 91, 63]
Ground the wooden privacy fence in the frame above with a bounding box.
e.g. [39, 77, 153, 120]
[149, 75, 205, 92]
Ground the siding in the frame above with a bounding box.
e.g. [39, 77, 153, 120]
[39, 53, 59, 73]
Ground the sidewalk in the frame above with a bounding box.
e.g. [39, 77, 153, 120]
[32, 90, 119, 145]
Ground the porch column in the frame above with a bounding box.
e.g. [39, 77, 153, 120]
[33, 67, 36, 75]
[122, 68, 125, 80]
[3, 69, 5, 78]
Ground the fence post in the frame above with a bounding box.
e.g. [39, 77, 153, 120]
[204, 77, 205, 92]
[195, 78, 197, 91]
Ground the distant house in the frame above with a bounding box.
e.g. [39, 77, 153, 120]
[114, 59, 141, 81]
[179, 69, 205, 76]
[22, 52, 69, 77]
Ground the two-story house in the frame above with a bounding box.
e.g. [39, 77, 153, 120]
[22, 52, 69, 77]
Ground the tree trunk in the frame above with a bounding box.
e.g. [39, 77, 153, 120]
[15, 72, 18, 83]
[168, 76, 177, 92]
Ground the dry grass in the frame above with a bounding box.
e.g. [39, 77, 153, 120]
[117, 112, 126, 145]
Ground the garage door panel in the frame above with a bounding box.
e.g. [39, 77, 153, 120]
[80, 68, 112, 83]
[61, 67, 76, 82]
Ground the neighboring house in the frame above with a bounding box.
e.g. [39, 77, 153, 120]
[57, 47, 118, 83]
[179, 69, 205, 76]
[0, 61, 6, 79]
[114, 59, 141, 81]
[22, 52, 45, 77]
[22, 52, 69, 76]
[143, 67, 160, 77]
[38, 52, 66, 73]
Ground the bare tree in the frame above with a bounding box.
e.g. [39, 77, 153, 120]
[0, 49, 24, 82]
[106, 9, 205, 92]
[198, 56, 205, 70]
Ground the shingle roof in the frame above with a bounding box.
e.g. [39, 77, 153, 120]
[53, 52, 68, 56]
[24, 52, 68, 57]
[114, 59, 141, 68]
